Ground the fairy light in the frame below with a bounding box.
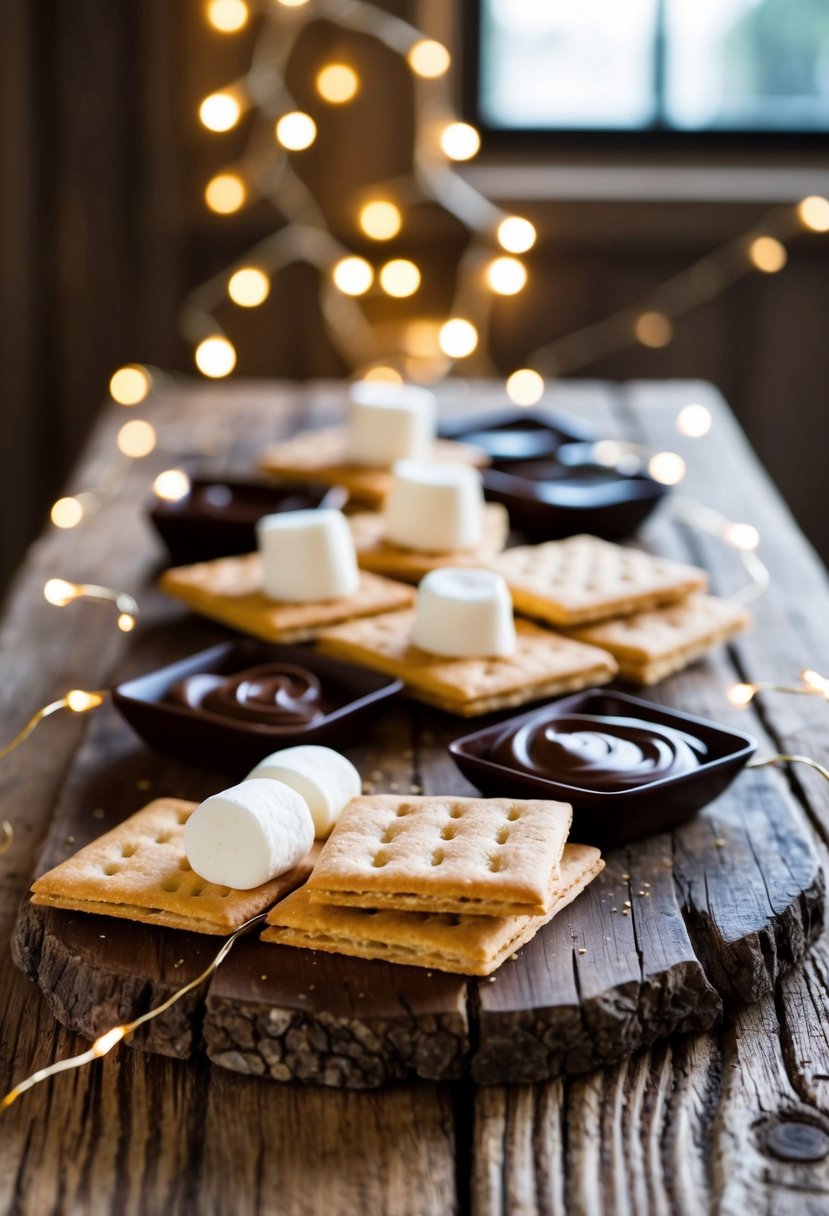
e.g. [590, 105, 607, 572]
[635, 311, 673, 349]
[361, 365, 402, 383]
[379, 259, 420, 298]
[275, 112, 316, 151]
[439, 122, 480, 162]
[439, 318, 478, 358]
[359, 200, 402, 241]
[50, 497, 84, 529]
[316, 64, 359, 104]
[486, 256, 527, 296]
[749, 236, 787, 274]
[204, 173, 246, 214]
[276, 0, 309, 6]
[199, 92, 242, 132]
[332, 256, 373, 296]
[676, 403, 712, 438]
[117, 420, 157, 458]
[648, 451, 686, 485]
[195, 335, 237, 377]
[43, 580, 139, 630]
[228, 266, 270, 307]
[728, 670, 829, 709]
[506, 368, 544, 406]
[497, 217, 536, 254]
[152, 469, 191, 501]
[723, 522, 760, 551]
[206, 0, 249, 32]
[109, 365, 151, 406]
[727, 683, 756, 707]
[0, 689, 106, 769]
[407, 39, 450, 78]
[802, 669, 829, 699]
[798, 196, 829, 233]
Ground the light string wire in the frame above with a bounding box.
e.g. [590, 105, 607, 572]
[669, 495, 770, 604]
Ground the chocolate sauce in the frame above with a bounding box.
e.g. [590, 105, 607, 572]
[490, 713, 707, 791]
[169, 663, 324, 727]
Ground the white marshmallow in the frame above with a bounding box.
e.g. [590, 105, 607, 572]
[384, 460, 484, 552]
[411, 568, 516, 658]
[345, 382, 436, 467]
[184, 778, 314, 890]
[256, 509, 359, 603]
[246, 745, 361, 838]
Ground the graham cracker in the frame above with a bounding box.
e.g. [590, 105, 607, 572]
[159, 553, 414, 643]
[347, 503, 510, 583]
[316, 611, 617, 715]
[564, 592, 751, 685]
[262, 844, 605, 976]
[488, 534, 708, 627]
[306, 794, 572, 917]
[258, 426, 488, 507]
[30, 798, 319, 935]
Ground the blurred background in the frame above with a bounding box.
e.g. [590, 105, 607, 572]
[2, 0, 828, 588]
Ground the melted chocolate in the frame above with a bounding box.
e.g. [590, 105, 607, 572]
[169, 664, 324, 727]
[490, 713, 707, 791]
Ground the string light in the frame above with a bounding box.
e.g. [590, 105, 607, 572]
[109, 365, 151, 406]
[152, 469, 191, 502]
[195, 336, 237, 377]
[199, 92, 242, 132]
[648, 451, 686, 485]
[206, 0, 249, 32]
[332, 256, 373, 296]
[727, 683, 756, 707]
[749, 236, 787, 274]
[0, 689, 106, 771]
[228, 266, 270, 307]
[635, 312, 673, 349]
[51, 497, 84, 529]
[117, 419, 157, 458]
[407, 39, 450, 78]
[486, 256, 527, 296]
[43, 579, 139, 631]
[506, 368, 544, 406]
[676, 403, 712, 438]
[722, 522, 760, 551]
[361, 365, 403, 383]
[728, 669, 829, 708]
[275, 112, 316, 151]
[204, 173, 246, 214]
[803, 669, 829, 698]
[439, 122, 480, 162]
[316, 64, 359, 104]
[439, 319, 478, 358]
[379, 259, 420, 298]
[275, 0, 309, 6]
[798, 195, 829, 233]
[359, 200, 402, 241]
[497, 217, 536, 254]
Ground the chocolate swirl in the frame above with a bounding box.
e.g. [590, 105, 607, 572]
[169, 664, 324, 727]
[490, 713, 707, 791]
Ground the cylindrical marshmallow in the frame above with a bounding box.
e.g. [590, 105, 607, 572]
[384, 460, 484, 552]
[344, 382, 436, 467]
[246, 745, 361, 838]
[256, 509, 359, 603]
[411, 568, 516, 658]
[184, 778, 314, 890]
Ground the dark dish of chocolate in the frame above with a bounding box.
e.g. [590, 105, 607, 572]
[168, 663, 324, 727]
[490, 713, 708, 791]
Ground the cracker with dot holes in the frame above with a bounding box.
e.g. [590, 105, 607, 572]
[159, 553, 414, 643]
[346, 503, 510, 584]
[263, 844, 604, 976]
[563, 592, 752, 685]
[257, 426, 488, 507]
[30, 798, 319, 935]
[488, 534, 708, 627]
[316, 611, 617, 715]
[306, 794, 573, 917]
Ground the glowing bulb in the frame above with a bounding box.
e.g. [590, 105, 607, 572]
[359, 200, 402, 241]
[486, 256, 527, 295]
[228, 266, 270, 307]
[92, 1026, 127, 1055]
[440, 122, 480, 161]
[648, 451, 686, 485]
[723, 522, 760, 551]
[728, 683, 756, 707]
[749, 236, 787, 273]
[117, 612, 136, 632]
[332, 256, 373, 296]
[635, 312, 673, 348]
[109, 365, 151, 406]
[506, 369, 544, 406]
[195, 336, 237, 378]
[275, 112, 316, 151]
[206, 0, 249, 31]
[44, 579, 78, 606]
[379, 259, 420, 298]
[66, 689, 105, 713]
[802, 669, 829, 698]
[205, 173, 246, 214]
[439, 318, 478, 358]
[798, 196, 829, 233]
[407, 39, 451, 78]
[361, 366, 403, 383]
[199, 92, 241, 132]
[153, 469, 191, 502]
[316, 64, 359, 104]
[497, 217, 536, 254]
[676, 403, 712, 438]
[50, 497, 84, 529]
[117, 419, 157, 458]
[275, 0, 309, 6]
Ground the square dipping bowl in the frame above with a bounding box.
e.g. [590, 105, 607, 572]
[113, 640, 403, 773]
[448, 689, 757, 849]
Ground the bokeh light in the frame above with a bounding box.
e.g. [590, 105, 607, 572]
[676, 403, 712, 438]
[206, 0, 249, 32]
[407, 40, 451, 78]
[195, 336, 237, 378]
[228, 267, 270, 307]
[275, 112, 317, 150]
[486, 256, 527, 295]
[205, 173, 246, 213]
[359, 200, 402, 241]
[361, 366, 403, 383]
[379, 259, 420, 298]
[723, 522, 760, 551]
[647, 451, 686, 485]
[749, 236, 787, 273]
[439, 318, 478, 358]
[798, 196, 829, 233]
[506, 369, 544, 406]
[199, 92, 241, 132]
[635, 312, 673, 348]
[316, 64, 359, 104]
[332, 256, 373, 296]
[496, 216, 536, 254]
[439, 122, 480, 161]
[50, 498, 84, 529]
[109, 365, 151, 406]
[117, 419, 157, 458]
[152, 469, 191, 502]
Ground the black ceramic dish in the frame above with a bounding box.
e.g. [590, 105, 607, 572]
[448, 689, 757, 849]
[148, 478, 348, 565]
[113, 640, 403, 772]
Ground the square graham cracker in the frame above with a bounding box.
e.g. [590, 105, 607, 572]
[316, 610, 617, 715]
[347, 503, 509, 584]
[306, 794, 573, 917]
[258, 426, 488, 507]
[262, 844, 605, 976]
[159, 553, 414, 643]
[488, 534, 708, 627]
[563, 592, 751, 685]
[30, 798, 318, 935]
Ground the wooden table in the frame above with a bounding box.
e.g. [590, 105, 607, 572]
[2, 379, 829, 1215]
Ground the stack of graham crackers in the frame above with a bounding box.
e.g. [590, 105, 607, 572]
[262, 794, 604, 976]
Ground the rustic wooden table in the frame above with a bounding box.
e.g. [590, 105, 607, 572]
[2, 379, 829, 1216]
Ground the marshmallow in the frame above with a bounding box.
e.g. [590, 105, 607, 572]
[247, 745, 361, 838]
[345, 382, 436, 467]
[184, 778, 314, 890]
[411, 568, 516, 658]
[384, 460, 484, 552]
[257, 509, 359, 603]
